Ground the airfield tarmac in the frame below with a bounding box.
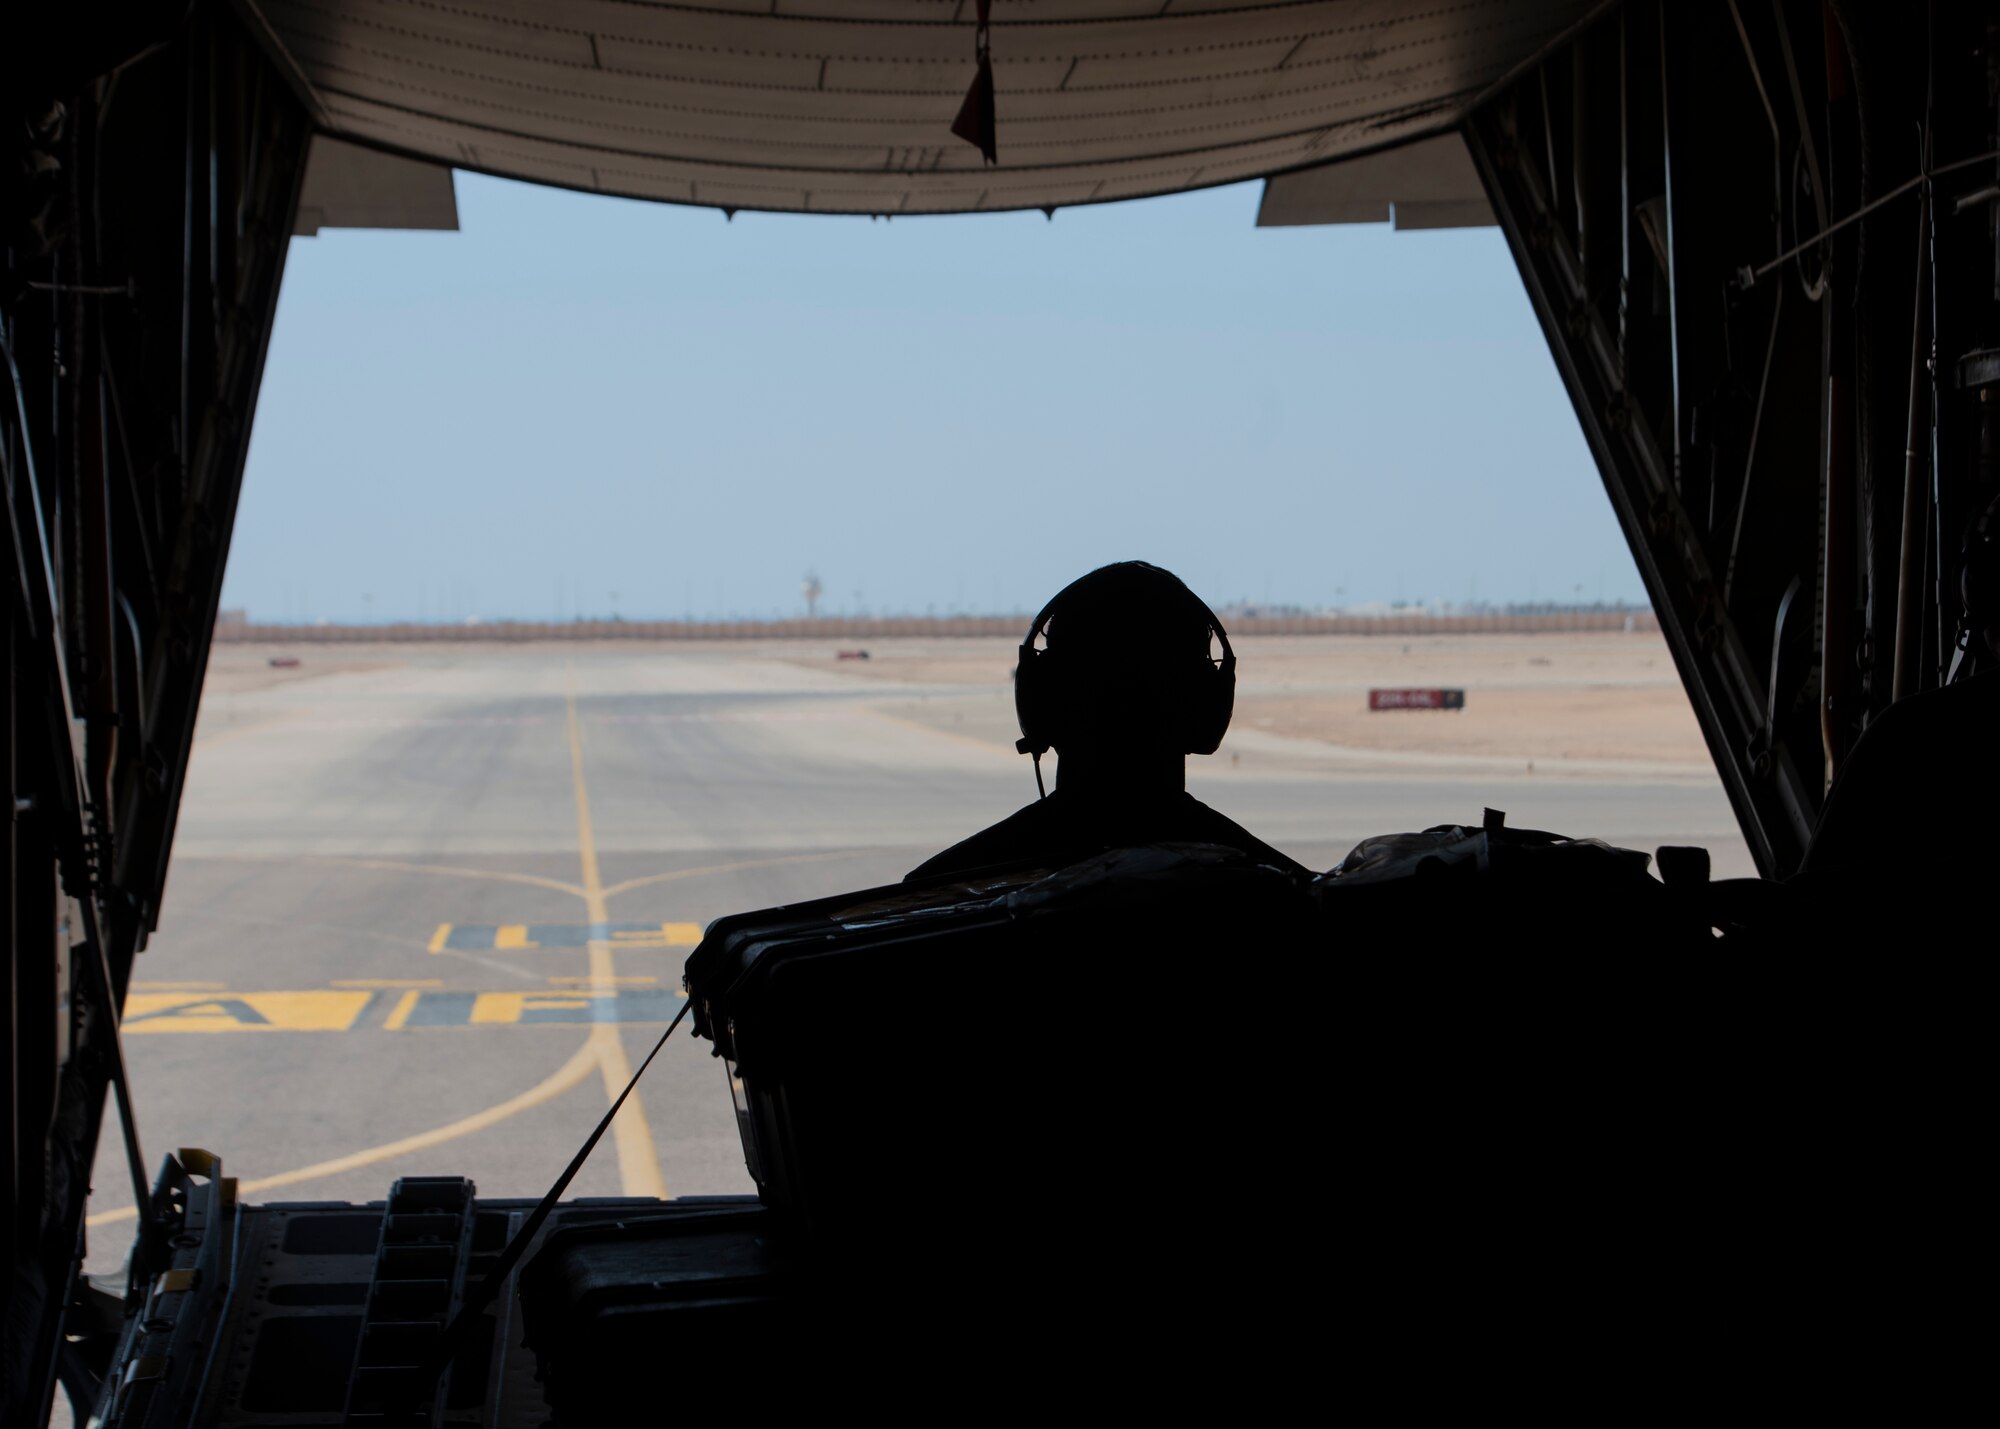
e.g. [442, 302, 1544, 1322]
[81, 635, 1753, 1269]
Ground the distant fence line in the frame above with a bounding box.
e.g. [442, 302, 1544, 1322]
[215, 611, 1658, 642]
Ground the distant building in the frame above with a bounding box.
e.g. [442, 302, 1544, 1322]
[216, 608, 249, 629]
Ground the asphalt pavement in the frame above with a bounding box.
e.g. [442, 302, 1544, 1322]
[82, 642, 1752, 1270]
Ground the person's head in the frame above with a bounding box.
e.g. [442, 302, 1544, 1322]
[1014, 562, 1234, 769]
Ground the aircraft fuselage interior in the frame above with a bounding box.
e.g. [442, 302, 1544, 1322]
[4, 2, 1985, 1421]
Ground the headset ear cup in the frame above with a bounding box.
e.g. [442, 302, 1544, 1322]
[1213, 658, 1236, 750]
[1185, 656, 1235, 755]
[1014, 644, 1053, 755]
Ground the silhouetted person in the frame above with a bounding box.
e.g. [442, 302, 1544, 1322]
[908, 562, 1304, 881]
[1801, 492, 2000, 877]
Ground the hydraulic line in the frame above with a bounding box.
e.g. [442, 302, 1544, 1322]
[1893, 188, 1931, 702]
[1746, 148, 2000, 286]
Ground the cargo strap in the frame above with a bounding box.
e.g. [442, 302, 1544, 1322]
[422, 998, 692, 1384]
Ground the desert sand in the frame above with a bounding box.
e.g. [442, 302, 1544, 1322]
[800, 631, 1712, 777]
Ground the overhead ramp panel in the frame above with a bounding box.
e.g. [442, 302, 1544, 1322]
[252, 0, 1605, 217]
[1256, 133, 1494, 229]
[292, 134, 459, 234]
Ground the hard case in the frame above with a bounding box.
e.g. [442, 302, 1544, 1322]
[519, 1201, 796, 1419]
[682, 843, 1317, 1269]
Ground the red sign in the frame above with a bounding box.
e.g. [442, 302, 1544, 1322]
[1368, 687, 1465, 710]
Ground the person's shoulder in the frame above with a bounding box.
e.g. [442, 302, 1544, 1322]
[904, 798, 1062, 883]
[1842, 668, 1996, 774]
[1929, 665, 2000, 726]
[1876, 665, 2000, 725]
[1176, 794, 1308, 873]
[1803, 669, 2000, 872]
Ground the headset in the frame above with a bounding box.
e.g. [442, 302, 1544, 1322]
[1013, 562, 1235, 795]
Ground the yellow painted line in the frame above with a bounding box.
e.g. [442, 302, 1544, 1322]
[382, 989, 420, 1031]
[207, 853, 584, 901]
[599, 848, 872, 901]
[567, 671, 668, 1201]
[494, 924, 540, 950]
[470, 991, 600, 1024]
[124, 991, 371, 1034]
[547, 975, 658, 986]
[567, 678, 606, 901]
[587, 1009, 662, 1196]
[332, 979, 442, 989]
[660, 922, 703, 946]
[428, 923, 451, 953]
[130, 981, 225, 991]
[85, 1039, 601, 1228]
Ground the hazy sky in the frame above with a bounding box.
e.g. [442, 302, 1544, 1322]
[227, 172, 1641, 623]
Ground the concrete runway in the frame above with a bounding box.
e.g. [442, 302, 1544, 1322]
[82, 643, 1753, 1268]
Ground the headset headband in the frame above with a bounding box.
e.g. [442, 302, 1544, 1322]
[1020, 562, 1235, 667]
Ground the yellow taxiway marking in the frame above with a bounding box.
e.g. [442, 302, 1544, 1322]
[494, 924, 540, 950]
[567, 671, 668, 1200]
[659, 922, 703, 946]
[113, 983, 688, 1030]
[600, 848, 871, 901]
[470, 991, 598, 1025]
[124, 991, 371, 1034]
[131, 981, 225, 991]
[428, 923, 451, 953]
[196, 852, 585, 900]
[85, 1040, 601, 1229]
[91, 681, 773, 1223]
